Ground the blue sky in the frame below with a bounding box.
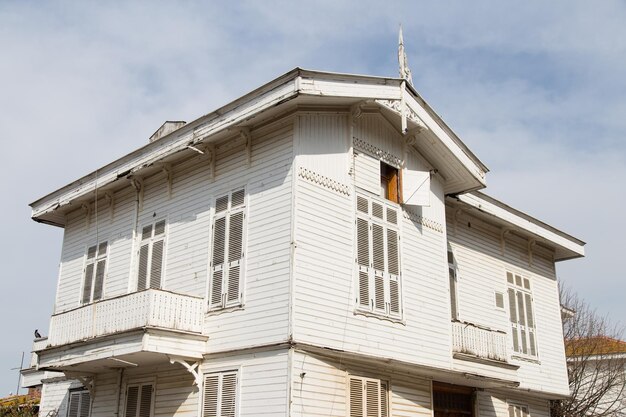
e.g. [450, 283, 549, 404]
[1, 0, 625, 395]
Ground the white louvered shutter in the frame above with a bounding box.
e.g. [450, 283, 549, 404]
[125, 384, 152, 417]
[82, 263, 95, 304]
[79, 391, 91, 417]
[125, 386, 139, 417]
[355, 195, 402, 317]
[210, 190, 245, 310]
[203, 372, 238, 417]
[349, 376, 384, 417]
[349, 378, 364, 417]
[507, 272, 537, 356]
[354, 151, 381, 195]
[137, 221, 166, 291]
[68, 392, 80, 417]
[139, 384, 153, 417]
[203, 375, 219, 417]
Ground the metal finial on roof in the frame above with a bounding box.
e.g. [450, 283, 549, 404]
[398, 24, 413, 85]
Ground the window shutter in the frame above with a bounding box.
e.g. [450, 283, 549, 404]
[220, 373, 237, 417]
[402, 168, 430, 206]
[349, 378, 363, 417]
[365, 380, 380, 417]
[82, 264, 94, 304]
[508, 288, 519, 352]
[380, 382, 388, 417]
[449, 267, 458, 319]
[354, 151, 381, 195]
[139, 384, 152, 417]
[125, 386, 139, 417]
[356, 218, 370, 308]
[79, 392, 91, 417]
[149, 240, 164, 289]
[93, 260, 105, 301]
[387, 229, 400, 315]
[372, 224, 385, 312]
[137, 244, 149, 291]
[203, 372, 237, 417]
[226, 211, 244, 304]
[68, 392, 80, 417]
[203, 375, 219, 417]
[210, 216, 226, 308]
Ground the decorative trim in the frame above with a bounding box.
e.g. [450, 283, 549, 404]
[403, 209, 444, 233]
[375, 99, 427, 131]
[453, 353, 520, 370]
[297, 167, 350, 196]
[353, 137, 403, 167]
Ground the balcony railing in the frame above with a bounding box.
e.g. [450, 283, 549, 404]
[451, 321, 508, 362]
[47, 289, 204, 347]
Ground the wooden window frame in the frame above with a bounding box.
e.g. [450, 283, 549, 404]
[347, 375, 389, 417]
[447, 245, 459, 321]
[67, 388, 91, 417]
[380, 161, 402, 204]
[507, 402, 530, 417]
[81, 241, 108, 304]
[202, 370, 239, 417]
[208, 188, 247, 311]
[507, 272, 538, 358]
[136, 219, 167, 291]
[355, 193, 402, 320]
[124, 381, 155, 417]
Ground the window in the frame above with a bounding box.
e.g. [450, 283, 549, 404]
[82, 242, 108, 304]
[356, 194, 401, 318]
[507, 272, 537, 357]
[203, 371, 238, 417]
[447, 246, 459, 320]
[508, 403, 530, 417]
[137, 220, 166, 291]
[124, 383, 153, 417]
[209, 189, 246, 310]
[348, 376, 388, 417]
[380, 162, 400, 203]
[67, 389, 90, 417]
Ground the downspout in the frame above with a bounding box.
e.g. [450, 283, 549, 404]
[114, 368, 124, 417]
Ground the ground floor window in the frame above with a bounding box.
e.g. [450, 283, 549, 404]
[432, 382, 474, 417]
[67, 389, 90, 417]
[348, 375, 389, 417]
[124, 383, 154, 417]
[508, 403, 530, 417]
[203, 370, 238, 417]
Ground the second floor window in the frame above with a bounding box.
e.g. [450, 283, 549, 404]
[507, 272, 537, 357]
[82, 242, 107, 304]
[209, 188, 246, 310]
[137, 220, 166, 290]
[448, 246, 459, 320]
[356, 194, 401, 318]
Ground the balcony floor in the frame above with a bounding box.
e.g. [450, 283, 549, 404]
[37, 327, 207, 373]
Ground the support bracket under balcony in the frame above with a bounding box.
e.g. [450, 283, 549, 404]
[64, 371, 96, 398]
[168, 356, 202, 387]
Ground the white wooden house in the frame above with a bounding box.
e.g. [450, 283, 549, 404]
[28, 68, 585, 417]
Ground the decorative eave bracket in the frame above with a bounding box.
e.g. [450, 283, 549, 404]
[130, 177, 144, 211]
[64, 371, 96, 398]
[161, 164, 173, 198]
[169, 356, 202, 387]
[239, 127, 252, 167]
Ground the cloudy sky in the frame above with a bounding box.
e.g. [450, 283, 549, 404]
[1, 0, 625, 395]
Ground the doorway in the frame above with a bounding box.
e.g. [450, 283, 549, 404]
[432, 382, 475, 417]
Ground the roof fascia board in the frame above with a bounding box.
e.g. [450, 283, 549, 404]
[404, 91, 487, 187]
[456, 192, 585, 258]
[30, 72, 300, 219]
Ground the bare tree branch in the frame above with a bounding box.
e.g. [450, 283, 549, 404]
[551, 283, 626, 417]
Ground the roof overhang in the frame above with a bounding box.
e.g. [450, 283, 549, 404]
[449, 191, 585, 261]
[30, 68, 488, 227]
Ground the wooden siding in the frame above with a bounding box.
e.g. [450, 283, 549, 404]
[291, 350, 432, 417]
[447, 207, 569, 395]
[52, 118, 294, 352]
[39, 379, 77, 417]
[203, 348, 290, 417]
[477, 389, 551, 417]
[293, 113, 452, 368]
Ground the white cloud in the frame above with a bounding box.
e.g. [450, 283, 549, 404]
[0, 0, 624, 395]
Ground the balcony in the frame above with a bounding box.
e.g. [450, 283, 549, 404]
[451, 321, 509, 363]
[37, 289, 207, 372]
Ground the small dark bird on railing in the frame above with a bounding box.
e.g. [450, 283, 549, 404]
[34, 329, 41, 338]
